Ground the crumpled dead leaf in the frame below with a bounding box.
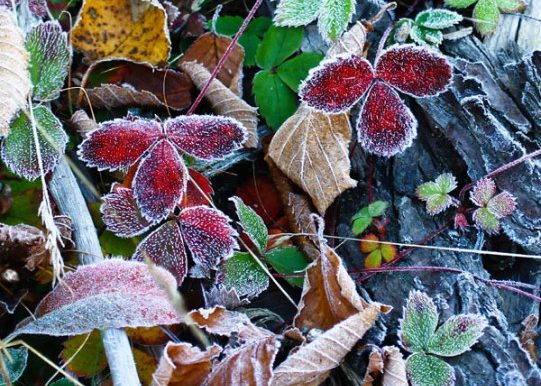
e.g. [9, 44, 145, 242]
[0, 10, 31, 136]
[381, 346, 408, 386]
[151, 342, 221, 386]
[70, 110, 97, 138]
[71, 0, 170, 65]
[179, 61, 258, 148]
[362, 349, 384, 386]
[272, 304, 385, 386]
[520, 315, 538, 361]
[79, 59, 192, 111]
[178, 32, 244, 96]
[0, 223, 47, 267]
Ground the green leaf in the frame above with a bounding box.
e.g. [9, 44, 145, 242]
[368, 201, 388, 217]
[0, 171, 41, 226]
[274, 0, 322, 27]
[60, 331, 107, 378]
[256, 26, 304, 69]
[472, 207, 501, 235]
[25, 21, 70, 102]
[1, 106, 68, 181]
[253, 70, 298, 130]
[352, 216, 373, 235]
[352, 206, 371, 221]
[406, 353, 455, 386]
[415, 9, 463, 29]
[222, 251, 269, 298]
[427, 314, 487, 357]
[50, 379, 76, 386]
[410, 25, 444, 46]
[0, 347, 28, 386]
[496, 0, 527, 12]
[365, 249, 382, 268]
[99, 230, 137, 257]
[391, 18, 414, 44]
[400, 291, 439, 353]
[351, 202, 386, 235]
[416, 173, 458, 215]
[277, 52, 324, 92]
[445, 0, 478, 9]
[317, 0, 356, 42]
[230, 196, 267, 253]
[265, 247, 310, 287]
[473, 0, 500, 35]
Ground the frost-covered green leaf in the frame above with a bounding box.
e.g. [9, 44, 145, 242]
[253, 70, 298, 129]
[255, 26, 304, 69]
[428, 314, 488, 357]
[0, 347, 28, 386]
[416, 173, 458, 215]
[222, 251, 269, 298]
[400, 291, 439, 353]
[274, 0, 322, 26]
[496, 0, 527, 12]
[470, 178, 496, 207]
[351, 201, 388, 235]
[265, 246, 310, 287]
[368, 200, 388, 217]
[230, 196, 267, 253]
[317, 0, 356, 42]
[470, 178, 516, 234]
[1, 106, 68, 180]
[415, 9, 463, 29]
[411, 25, 444, 46]
[25, 21, 70, 102]
[487, 191, 516, 218]
[277, 52, 324, 92]
[406, 353, 455, 386]
[445, 0, 478, 9]
[472, 207, 500, 234]
[473, 0, 500, 35]
[391, 18, 414, 44]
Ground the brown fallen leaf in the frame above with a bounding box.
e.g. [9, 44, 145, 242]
[71, 0, 170, 65]
[178, 32, 244, 96]
[268, 106, 357, 214]
[126, 325, 180, 346]
[151, 342, 221, 386]
[272, 304, 385, 386]
[0, 223, 47, 268]
[79, 59, 192, 111]
[179, 61, 258, 148]
[381, 346, 408, 386]
[362, 349, 384, 386]
[70, 110, 97, 138]
[519, 315, 538, 361]
[0, 10, 31, 135]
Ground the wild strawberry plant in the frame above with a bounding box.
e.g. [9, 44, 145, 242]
[299, 44, 452, 156]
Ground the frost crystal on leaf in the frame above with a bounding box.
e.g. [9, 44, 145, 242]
[400, 290, 439, 353]
[470, 178, 516, 234]
[221, 251, 269, 299]
[416, 173, 459, 215]
[427, 314, 488, 357]
[406, 353, 455, 386]
[230, 195, 268, 253]
[299, 45, 452, 157]
[414, 9, 463, 30]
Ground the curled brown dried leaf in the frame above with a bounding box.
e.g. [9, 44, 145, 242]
[381, 346, 408, 386]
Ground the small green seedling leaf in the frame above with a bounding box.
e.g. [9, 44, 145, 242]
[415, 9, 463, 29]
[400, 290, 439, 353]
[265, 246, 310, 287]
[427, 314, 488, 357]
[255, 26, 304, 70]
[1, 106, 68, 181]
[274, 0, 322, 26]
[25, 21, 70, 102]
[222, 251, 269, 298]
[406, 353, 455, 386]
[416, 173, 458, 215]
[318, 0, 356, 42]
[277, 52, 324, 92]
[0, 347, 28, 386]
[351, 201, 388, 235]
[253, 70, 298, 129]
[368, 200, 388, 217]
[470, 178, 516, 235]
[230, 196, 268, 253]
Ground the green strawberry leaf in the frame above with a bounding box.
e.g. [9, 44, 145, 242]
[416, 173, 458, 215]
[317, 0, 356, 42]
[496, 0, 527, 12]
[274, 0, 322, 27]
[391, 18, 414, 44]
[368, 200, 388, 217]
[60, 331, 107, 378]
[411, 25, 444, 46]
[406, 353, 455, 386]
[415, 9, 463, 29]
[266, 246, 310, 287]
[255, 26, 304, 69]
[445, 0, 478, 9]
[428, 314, 487, 357]
[277, 52, 324, 92]
[352, 216, 373, 235]
[400, 291, 439, 353]
[222, 251, 269, 298]
[472, 207, 501, 234]
[230, 196, 268, 253]
[0, 347, 28, 386]
[473, 0, 500, 35]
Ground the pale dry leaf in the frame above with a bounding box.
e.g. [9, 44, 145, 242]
[519, 315, 538, 361]
[0, 223, 47, 269]
[268, 106, 357, 214]
[151, 342, 221, 386]
[381, 346, 408, 386]
[0, 10, 31, 136]
[70, 110, 97, 138]
[180, 61, 258, 148]
[362, 349, 384, 386]
[272, 304, 385, 386]
[178, 32, 244, 96]
[326, 22, 368, 58]
[85, 84, 171, 111]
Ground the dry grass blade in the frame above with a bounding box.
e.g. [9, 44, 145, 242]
[0, 11, 31, 136]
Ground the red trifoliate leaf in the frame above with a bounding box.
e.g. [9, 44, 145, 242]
[179, 206, 239, 273]
[357, 82, 417, 157]
[299, 54, 375, 113]
[182, 170, 214, 208]
[470, 178, 496, 207]
[375, 44, 452, 97]
[12, 259, 182, 336]
[78, 118, 161, 171]
[488, 191, 516, 218]
[101, 184, 152, 238]
[134, 140, 188, 222]
[133, 221, 188, 285]
[165, 115, 246, 161]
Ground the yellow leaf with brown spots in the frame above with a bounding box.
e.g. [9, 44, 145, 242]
[71, 0, 171, 65]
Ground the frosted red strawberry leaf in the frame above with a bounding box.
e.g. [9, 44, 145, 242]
[133, 221, 188, 285]
[11, 259, 182, 337]
[470, 178, 517, 234]
[357, 82, 417, 157]
[182, 170, 214, 208]
[134, 140, 187, 222]
[470, 178, 497, 207]
[78, 118, 161, 171]
[101, 184, 152, 238]
[488, 191, 516, 218]
[300, 54, 375, 113]
[165, 115, 247, 161]
[298, 44, 452, 156]
[179, 206, 238, 273]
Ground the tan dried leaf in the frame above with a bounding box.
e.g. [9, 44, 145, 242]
[178, 32, 244, 96]
[362, 349, 384, 386]
[326, 22, 368, 58]
[381, 346, 408, 386]
[86, 84, 171, 111]
[180, 61, 258, 148]
[151, 342, 221, 386]
[0, 11, 31, 136]
[520, 315, 539, 361]
[268, 106, 357, 214]
[0, 223, 46, 268]
[70, 110, 97, 138]
[272, 304, 385, 386]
